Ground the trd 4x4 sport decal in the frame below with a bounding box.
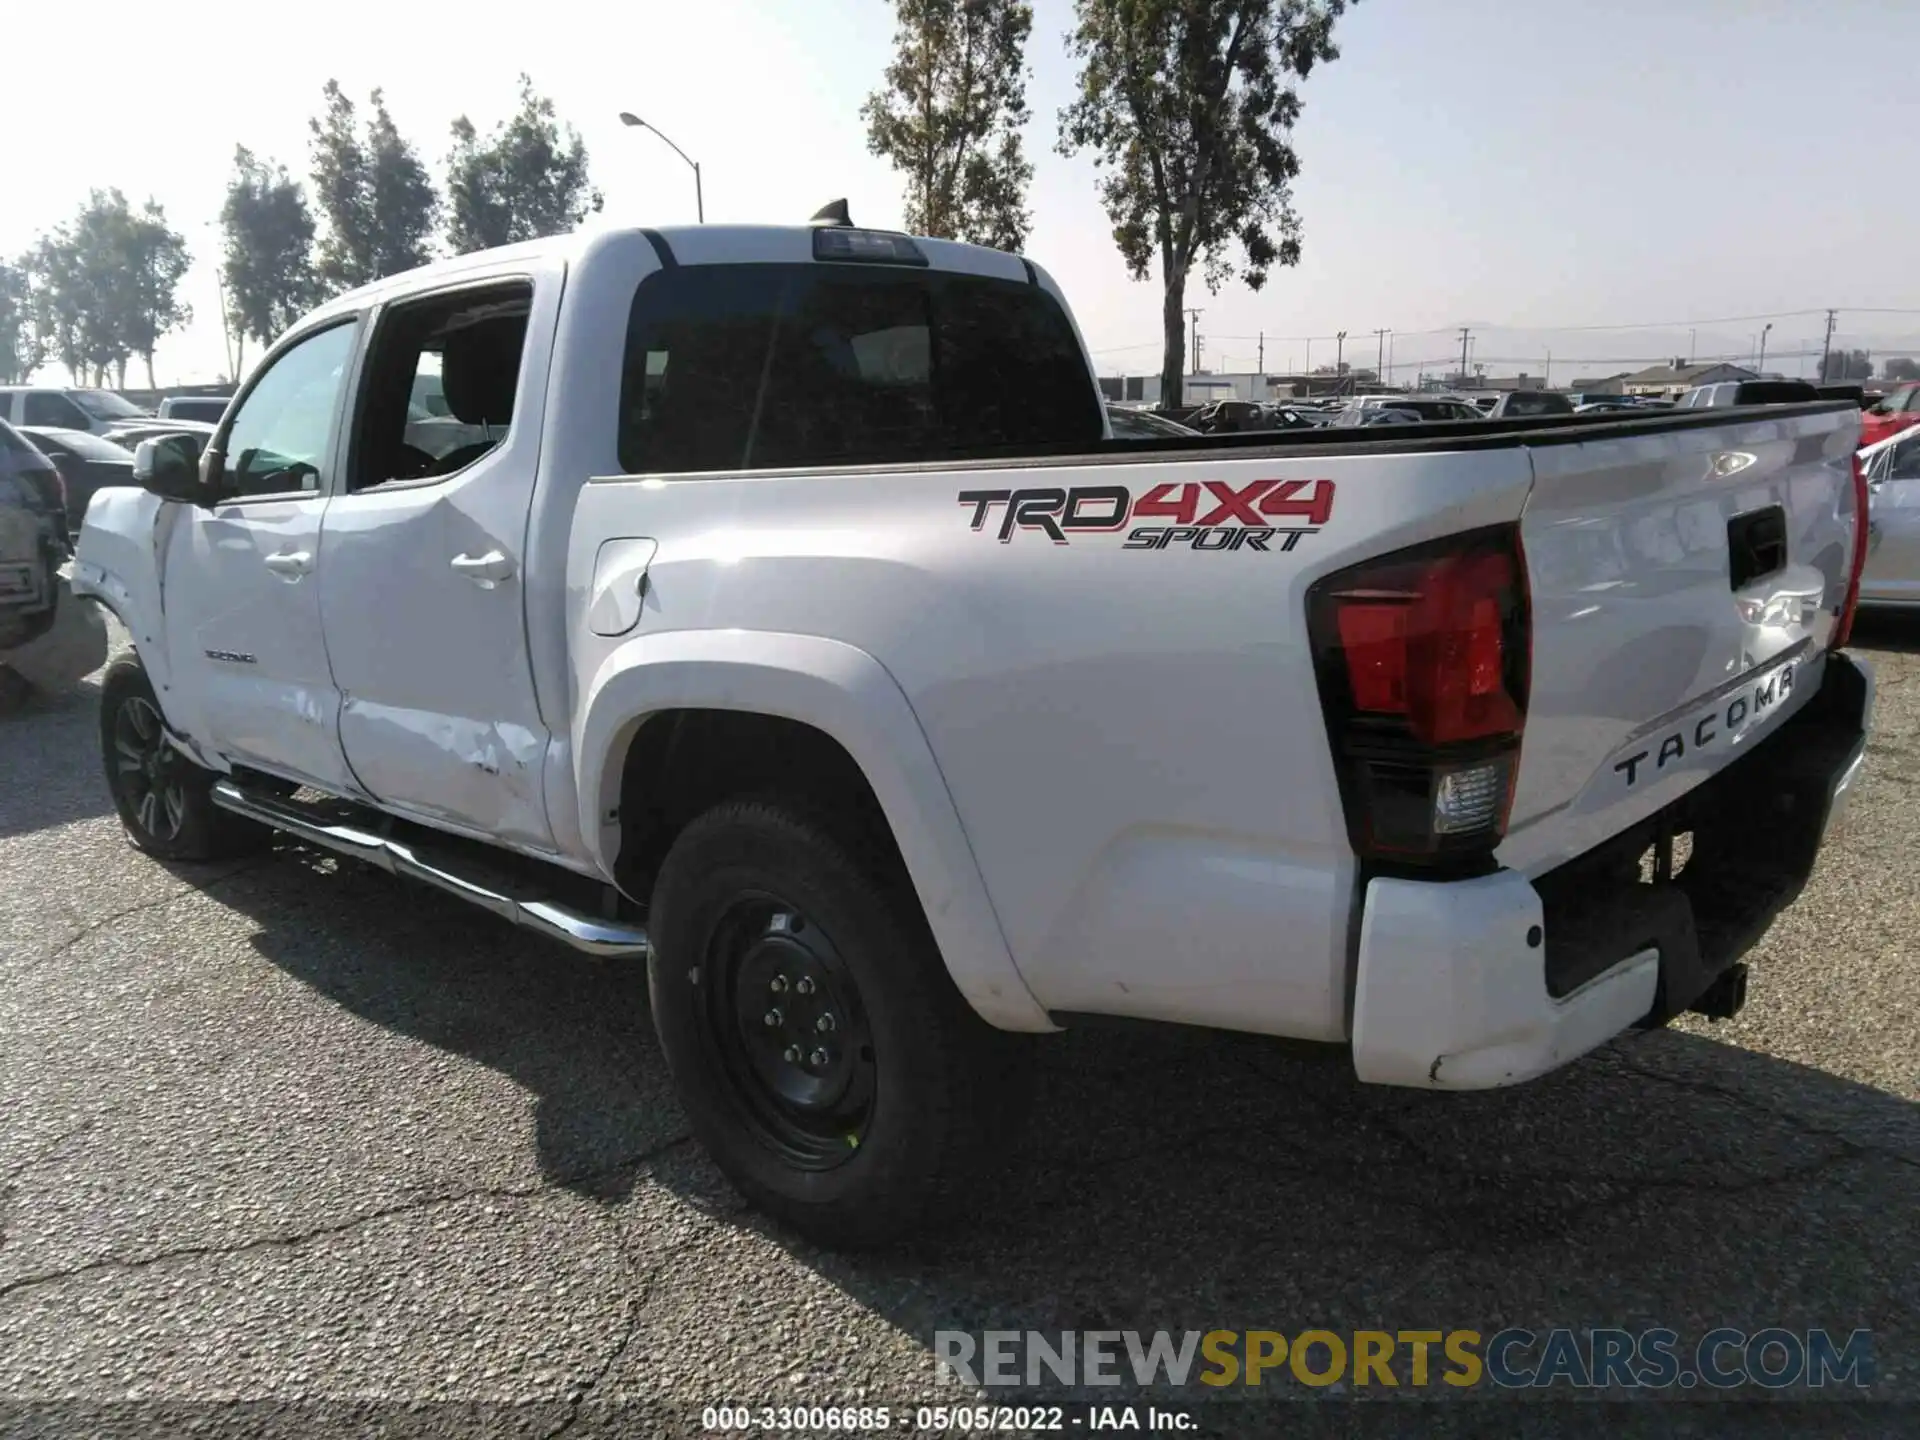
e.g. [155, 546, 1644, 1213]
[957, 479, 1335, 551]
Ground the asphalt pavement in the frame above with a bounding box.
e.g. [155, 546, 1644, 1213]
[1, 616, 1915, 1437]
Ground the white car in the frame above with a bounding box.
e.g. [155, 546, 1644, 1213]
[72, 218, 1873, 1247]
[0, 386, 151, 435]
[1860, 425, 1920, 608]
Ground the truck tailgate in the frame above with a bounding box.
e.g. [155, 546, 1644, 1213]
[1499, 404, 1862, 875]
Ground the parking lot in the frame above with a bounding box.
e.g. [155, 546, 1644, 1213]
[1, 618, 1915, 1432]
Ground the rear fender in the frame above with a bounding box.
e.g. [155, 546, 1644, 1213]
[574, 628, 1055, 1032]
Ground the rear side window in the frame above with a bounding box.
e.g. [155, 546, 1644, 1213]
[23, 392, 87, 428]
[618, 263, 1101, 474]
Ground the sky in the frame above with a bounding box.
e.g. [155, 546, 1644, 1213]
[7, 0, 1920, 388]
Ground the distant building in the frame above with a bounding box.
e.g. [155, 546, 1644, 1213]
[1616, 361, 1757, 399]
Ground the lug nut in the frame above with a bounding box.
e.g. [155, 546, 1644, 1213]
[764, 1010, 783, 1028]
[815, 1013, 835, 1032]
[769, 975, 788, 994]
[810, 1047, 831, 1068]
[783, 1045, 803, 1063]
[795, 977, 815, 996]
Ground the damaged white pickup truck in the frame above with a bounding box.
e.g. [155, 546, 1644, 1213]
[73, 213, 1873, 1245]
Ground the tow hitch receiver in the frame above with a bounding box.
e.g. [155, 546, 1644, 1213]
[1690, 962, 1749, 1021]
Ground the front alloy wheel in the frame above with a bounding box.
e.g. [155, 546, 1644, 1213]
[111, 693, 188, 844]
[99, 654, 270, 862]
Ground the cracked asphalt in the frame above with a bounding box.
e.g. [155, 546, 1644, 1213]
[1, 617, 1916, 1437]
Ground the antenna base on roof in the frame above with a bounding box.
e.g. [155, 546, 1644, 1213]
[810, 199, 854, 228]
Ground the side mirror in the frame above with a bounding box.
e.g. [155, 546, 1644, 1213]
[131, 435, 206, 503]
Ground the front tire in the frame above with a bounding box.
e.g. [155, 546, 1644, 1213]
[647, 796, 1030, 1248]
[100, 656, 269, 861]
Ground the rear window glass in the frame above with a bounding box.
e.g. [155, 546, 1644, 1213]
[1733, 381, 1819, 404]
[618, 263, 1101, 474]
[1500, 392, 1573, 416]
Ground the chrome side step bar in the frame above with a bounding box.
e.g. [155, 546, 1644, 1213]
[210, 780, 649, 959]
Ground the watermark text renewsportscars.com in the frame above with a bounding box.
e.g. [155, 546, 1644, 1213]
[934, 1327, 1875, 1391]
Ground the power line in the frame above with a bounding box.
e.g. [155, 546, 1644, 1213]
[1101, 305, 1920, 356]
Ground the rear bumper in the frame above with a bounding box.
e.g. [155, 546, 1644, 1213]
[1351, 650, 1873, 1090]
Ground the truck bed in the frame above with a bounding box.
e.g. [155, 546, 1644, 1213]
[570, 397, 1863, 1044]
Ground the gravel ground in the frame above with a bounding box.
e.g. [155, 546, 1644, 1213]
[1, 616, 1915, 1437]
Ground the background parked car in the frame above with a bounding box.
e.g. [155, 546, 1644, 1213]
[1485, 391, 1575, 420]
[155, 395, 233, 424]
[1861, 425, 1920, 609]
[1676, 379, 1821, 409]
[0, 386, 151, 434]
[97, 418, 218, 457]
[0, 420, 68, 653]
[1106, 404, 1200, 440]
[1331, 395, 1484, 426]
[19, 426, 136, 538]
[1861, 381, 1920, 449]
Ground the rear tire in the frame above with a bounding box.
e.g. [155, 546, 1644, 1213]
[647, 795, 1031, 1248]
[100, 655, 270, 862]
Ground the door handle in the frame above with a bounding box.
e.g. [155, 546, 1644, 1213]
[263, 549, 313, 578]
[450, 549, 516, 588]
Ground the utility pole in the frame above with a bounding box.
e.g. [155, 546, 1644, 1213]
[1545, 348, 1551, 387]
[1372, 328, 1388, 386]
[1335, 330, 1347, 373]
[1819, 309, 1838, 381]
[1689, 328, 1696, 363]
[1458, 328, 1472, 384]
[1257, 331, 1264, 373]
[1186, 308, 1204, 374]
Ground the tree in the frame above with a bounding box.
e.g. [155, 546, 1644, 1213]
[1820, 348, 1873, 382]
[1882, 357, 1920, 383]
[1059, 0, 1351, 408]
[0, 262, 41, 385]
[20, 191, 191, 388]
[21, 235, 93, 383]
[862, 0, 1036, 250]
[444, 76, 603, 255]
[221, 146, 321, 371]
[309, 80, 438, 293]
[119, 200, 194, 390]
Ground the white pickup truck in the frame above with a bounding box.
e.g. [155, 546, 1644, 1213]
[72, 214, 1874, 1246]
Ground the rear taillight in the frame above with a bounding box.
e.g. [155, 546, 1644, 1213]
[1833, 449, 1869, 649]
[1308, 525, 1531, 869]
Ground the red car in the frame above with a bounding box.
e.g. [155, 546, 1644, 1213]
[1861, 382, 1920, 448]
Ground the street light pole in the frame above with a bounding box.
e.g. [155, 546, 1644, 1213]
[1758, 322, 1773, 376]
[204, 220, 237, 384]
[619, 112, 704, 223]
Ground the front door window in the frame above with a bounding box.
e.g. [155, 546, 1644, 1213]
[217, 322, 358, 499]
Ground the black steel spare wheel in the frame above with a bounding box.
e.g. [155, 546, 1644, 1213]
[706, 894, 877, 1169]
[647, 796, 1034, 1248]
[112, 693, 188, 843]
